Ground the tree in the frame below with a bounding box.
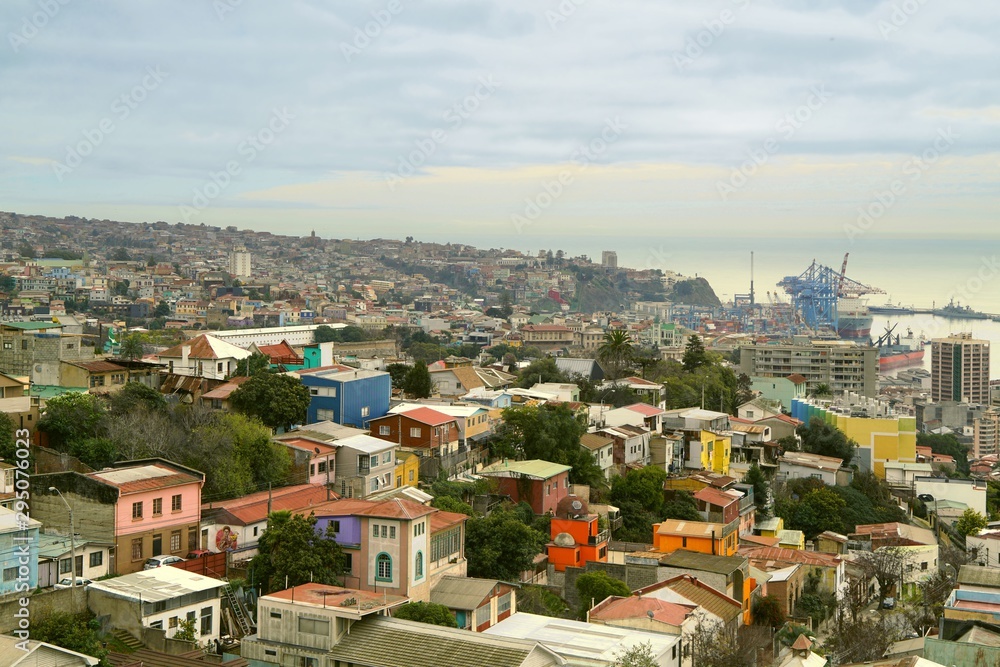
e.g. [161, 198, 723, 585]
[752, 595, 785, 627]
[613, 642, 657, 667]
[610, 467, 668, 542]
[782, 487, 846, 538]
[689, 620, 756, 667]
[402, 363, 433, 399]
[0, 274, 16, 292]
[824, 601, 903, 663]
[465, 507, 547, 581]
[174, 617, 197, 642]
[576, 571, 630, 618]
[250, 511, 344, 593]
[431, 495, 475, 516]
[682, 334, 709, 372]
[108, 381, 167, 416]
[734, 373, 754, 412]
[31, 611, 109, 664]
[313, 325, 341, 343]
[0, 412, 17, 462]
[491, 404, 602, 488]
[37, 392, 106, 450]
[229, 373, 310, 432]
[743, 463, 770, 518]
[597, 329, 634, 380]
[111, 247, 131, 261]
[798, 416, 856, 466]
[153, 300, 171, 317]
[234, 352, 273, 377]
[918, 432, 970, 476]
[855, 546, 906, 608]
[393, 602, 458, 627]
[118, 332, 145, 361]
[516, 357, 569, 388]
[956, 507, 988, 536]
[386, 363, 410, 390]
[662, 491, 701, 521]
[498, 290, 514, 319]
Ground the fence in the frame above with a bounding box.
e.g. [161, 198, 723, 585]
[170, 551, 228, 579]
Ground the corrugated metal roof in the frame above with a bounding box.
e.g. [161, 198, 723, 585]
[958, 564, 1000, 588]
[430, 576, 499, 611]
[479, 459, 572, 480]
[659, 549, 745, 575]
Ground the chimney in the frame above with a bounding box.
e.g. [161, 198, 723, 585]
[181, 345, 190, 366]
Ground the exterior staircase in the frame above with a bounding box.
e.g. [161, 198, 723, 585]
[112, 628, 144, 651]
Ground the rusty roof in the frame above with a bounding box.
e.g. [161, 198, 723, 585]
[64, 360, 127, 373]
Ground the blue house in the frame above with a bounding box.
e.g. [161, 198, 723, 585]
[0, 506, 40, 596]
[298, 367, 391, 428]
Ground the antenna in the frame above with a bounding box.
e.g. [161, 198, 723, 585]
[750, 251, 755, 306]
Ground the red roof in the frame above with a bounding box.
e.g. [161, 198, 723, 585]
[624, 402, 666, 417]
[739, 546, 843, 567]
[589, 595, 695, 627]
[304, 497, 438, 521]
[66, 360, 128, 373]
[430, 510, 468, 533]
[693, 487, 739, 508]
[204, 484, 333, 526]
[383, 407, 456, 427]
[258, 340, 302, 363]
[622, 376, 661, 386]
[762, 413, 802, 426]
[88, 463, 202, 495]
[201, 376, 251, 400]
[279, 438, 337, 455]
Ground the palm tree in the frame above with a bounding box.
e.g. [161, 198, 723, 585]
[119, 333, 145, 361]
[597, 329, 634, 380]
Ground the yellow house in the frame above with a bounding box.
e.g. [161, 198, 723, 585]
[60, 360, 128, 391]
[791, 400, 917, 478]
[756, 516, 785, 538]
[698, 430, 732, 476]
[394, 452, 420, 489]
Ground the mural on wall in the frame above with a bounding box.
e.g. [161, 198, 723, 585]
[216, 526, 238, 551]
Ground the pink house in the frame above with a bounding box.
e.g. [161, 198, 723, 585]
[36, 459, 204, 575]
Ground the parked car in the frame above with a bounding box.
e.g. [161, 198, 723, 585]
[185, 549, 210, 559]
[54, 576, 92, 589]
[143, 555, 185, 570]
[882, 597, 896, 609]
[918, 494, 934, 502]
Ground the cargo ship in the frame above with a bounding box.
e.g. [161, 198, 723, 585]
[869, 301, 914, 315]
[837, 297, 873, 340]
[876, 325, 925, 370]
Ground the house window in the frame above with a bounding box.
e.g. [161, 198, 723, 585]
[389, 526, 396, 539]
[310, 464, 315, 477]
[169, 616, 179, 629]
[408, 470, 414, 482]
[371, 477, 379, 493]
[376, 553, 392, 581]
[370, 455, 378, 468]
[201, 606, 213, 636]
[131, 538, 143, 561]
[217, 362, 224, 373]
[682, 537, 688, 548]
[475, 604, 490, 627]
[297, 617, 329, 636]
[172, 495, 182, 512]
[60, 558, 73, 574]
[381, 525, 388, 539]
[153, 498, 163, 516]
[296, 658, 319, 667]
[413, 522, 425, 537]
[152, 534, 162, 556]
[373, 524, 379, 538]
[410, 427, 422, 438]
[382, 451, 392, 464]
[379, 425, 391, 436]
[498, 592, 511, 614]
[2, 567, 16, 581]
[171, 531, 181, 552]
[318, 461, 327, 474]
[415, 551, 424, 579]
[150, 620, 163, 630]
[361, 406, 370, 418]
[332, 520, 340, 533]
[189, 529, 198, 550]
[317, 408, 335, 421]
[310, 388, 319, 395]
[343, 552, 353, 571]
[254, 526, 259, 536]
[270, 611, 282, 619]
[90, 551, 103, 567]
[132, 501, 143, 520]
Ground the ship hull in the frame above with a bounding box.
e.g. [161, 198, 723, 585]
[879, 349, 925, 370]
[837, 318, 872, 340]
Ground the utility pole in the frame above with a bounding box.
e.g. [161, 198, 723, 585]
[49, 488, 76, 594]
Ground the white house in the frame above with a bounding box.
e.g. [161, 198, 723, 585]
[155, 333, 251, 380]
[914, 476, 987, 515]
[87, 566, 224, 645]
[778, 451, 844, 486]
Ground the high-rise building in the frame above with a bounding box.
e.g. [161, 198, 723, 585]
[973, 408, 1000, 458]
[229, 246, 251, 278]
[740, 338, 878, 398]
[601, 250, 617, 269]
[931, 333, 989, 404]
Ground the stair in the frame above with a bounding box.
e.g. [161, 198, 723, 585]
[112, 629, 144, 651]
[223, 581, 254, 637]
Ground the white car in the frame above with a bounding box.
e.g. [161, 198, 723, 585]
[54, 576, 92, 589]
[143, 555, 185, 570]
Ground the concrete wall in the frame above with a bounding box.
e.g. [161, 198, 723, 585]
[560, 560, 660, 612]
[0, 586, 87, 634]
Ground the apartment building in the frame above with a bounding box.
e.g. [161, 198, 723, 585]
[932, 333, 990, 404]
[740, 339, 877, 398]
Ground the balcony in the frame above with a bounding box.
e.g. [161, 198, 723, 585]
[589, 529, 611, 546]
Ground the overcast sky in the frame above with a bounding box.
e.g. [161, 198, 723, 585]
[2, 0, 998, 242]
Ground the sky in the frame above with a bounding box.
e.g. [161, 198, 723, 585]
[2, 0, 999, 245]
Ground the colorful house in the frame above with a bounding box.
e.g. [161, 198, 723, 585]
[478, 460, 571, 515]
[389, 403, 493, 446]
[652, 519, 738, 557]
[430, 576, 518, 632]
[790, 398, 917, 478]
[546, 495, 610, 572]
[34, 459, 204, 575]
[368, 407, 461, 457]
[298, 367, 392, 428]
[0, 506, 40, 596]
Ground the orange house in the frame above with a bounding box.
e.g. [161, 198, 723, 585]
[652, 519, 737, 557]
[547, 495, 610, 572]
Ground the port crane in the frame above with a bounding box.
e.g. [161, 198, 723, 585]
[777, 258, 884, 334]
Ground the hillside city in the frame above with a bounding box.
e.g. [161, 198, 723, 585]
[1, 211, 998, 667]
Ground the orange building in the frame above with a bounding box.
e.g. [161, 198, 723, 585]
[547, 495, 610, 572]
[652, 519, 737, 557]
